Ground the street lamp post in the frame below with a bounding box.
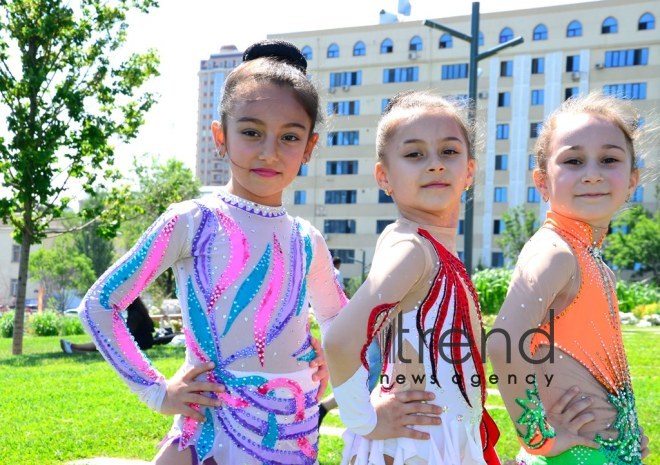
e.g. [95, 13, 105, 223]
[424, 2, 523, 274]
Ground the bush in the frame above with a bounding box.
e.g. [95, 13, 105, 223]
[29, 311, 60, 337]
[0, 311, 14, 338]
[631, 302, 660, 319]
[616, 281, 659, 313]
[60, 316, 85, 336]
[472, 268, 513, 314]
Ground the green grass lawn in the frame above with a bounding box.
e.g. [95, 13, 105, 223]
[0, 328, 657, 464]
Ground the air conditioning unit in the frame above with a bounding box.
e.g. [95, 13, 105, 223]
[342, 85, 350, 91]
[594, 63, 604, 70]
[477, 91, 488, 99]
[571, 71, 581, 82]
[315, 206, 327, 216]
[408, 51, 418, 60]
[328, 87, 336, 94]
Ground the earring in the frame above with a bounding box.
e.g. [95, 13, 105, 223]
[464, 185, 470, 192]
[216, 148, 226, 159]
[384, 188, 392, 196]
[543, 195, 549, 202]
[625, 194, 631, 203]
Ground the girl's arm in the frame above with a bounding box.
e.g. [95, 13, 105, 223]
[79, 202, 221, 418]
[487, 240, 597, 455]
[324, 236, 435, 437]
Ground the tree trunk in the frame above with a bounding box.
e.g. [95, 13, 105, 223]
[12, 225, 32, 355]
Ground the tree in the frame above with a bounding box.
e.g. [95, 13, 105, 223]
[497, 205, 537, 264]
[119, 157, 201, 300]
[29, 237, 96, 312]
[605, 205, 660, 284]
[0, 0, 159, 354]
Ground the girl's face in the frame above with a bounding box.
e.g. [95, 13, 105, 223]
[375, 109, 474, 227]
[534, 113, 639, 228]
[212, 82, 318, 206]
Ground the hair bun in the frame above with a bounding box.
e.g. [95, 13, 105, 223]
[243, 40, 307, 73]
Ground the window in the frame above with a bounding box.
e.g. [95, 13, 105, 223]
[527, 187, 541, 203]
[566, 20, 582, 37]
[496, 124, 509, 140]
[381, 98, 391, 113]
[457, 251, 465, 261]
[301, 46, 313, 60]
[495, 154, 508, 170]
[530, 122, 542, 138]
[531, 57, 545, 74]
[11, 244, 20, 262]
[378, 190, 394, 204]
[500, 60, 513, 77]
[328, 100, 360, 116]
[329, 71, 362, 87]
[478, 31, 484, 46]
[10, 279, 18, 297]
[499, 27, 513, 43]
[298, 164, 308, 176]
[381, 38, 393, 54]
[639, 13, 655, 30]
[531, 89, 544, 106]
[491, 252, 505, 267]
[439, 33, 453, 49]
[329, 249, 355, 263]
[602, 83, 647, 100]
[376, 220, 395, 234]
[629, 187, 644, 203]
[409, 35, 423, 51]
[324, 220, 356, 234]
[327, 131, 359, 146]
[566, 55, 580, 72]
[327, 43, 340, 58]
[604, 48, 649, 67]
[602, 17, 618, 34]
[461, 191, 467, 203]
[494, 187, 508, 203]
[497, 92, 511, 107]
[528, 154, 536, 170]
[383, 66, 419, 83]
[294, 190, 306, 205]
[533, 24, 548, 40]
[458, 219, 465, 235]
[565, 87, 579, 100]
[325, 190, 357, 204]
[442, 63, 468, 80]
[493, 219, 504, 235]
[353, 41, 366, 56]
[326, 160, 358, 175]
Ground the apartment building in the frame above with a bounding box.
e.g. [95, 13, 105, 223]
[196, 45, 243, 185]
[269, 0, 658, 278]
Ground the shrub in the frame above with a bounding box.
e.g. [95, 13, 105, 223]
[29, 311, 60, 336]
[616, 281, 659, 313]
[631, 302, 660, 319]
[472, 268, 513, 314]
[60, 316, 85, 336]
[0, 311, 14, 338]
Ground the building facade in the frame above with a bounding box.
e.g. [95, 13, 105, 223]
[264, 0, 658, 279]
[196, 45, 243, 185]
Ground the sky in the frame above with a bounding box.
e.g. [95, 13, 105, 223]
[117, 0, 599, 176]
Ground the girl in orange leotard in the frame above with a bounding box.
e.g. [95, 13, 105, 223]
[488, 92, 651, 465]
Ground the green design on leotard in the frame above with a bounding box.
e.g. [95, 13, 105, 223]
[515, 385, 556, 449]
[595, 386, 642, 464]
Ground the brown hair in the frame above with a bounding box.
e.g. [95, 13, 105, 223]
[535, 92, 641, 173]
[376, 90, 476, 161]
[219, 43, 322, 135]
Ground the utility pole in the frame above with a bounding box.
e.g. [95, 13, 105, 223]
[424, 2, 523, 274]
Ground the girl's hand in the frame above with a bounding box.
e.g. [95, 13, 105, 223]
[545, 386, 599, 456]
[309, 337, 328, 402]
[365, 390, 442, 440]
[640, 425, 649, 459]
[161, 362, 226, 421]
